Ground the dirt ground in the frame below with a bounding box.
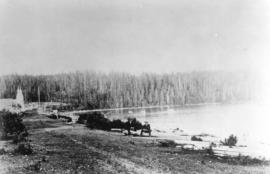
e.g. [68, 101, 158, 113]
[0, 114, 270, 174]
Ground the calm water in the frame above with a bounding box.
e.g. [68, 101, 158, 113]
[108, 102, 270, 146]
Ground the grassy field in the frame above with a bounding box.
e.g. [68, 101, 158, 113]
[0, 113, 269, 174]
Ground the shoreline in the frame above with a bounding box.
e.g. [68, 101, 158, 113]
[34, 100, 251, 116]
[31, 102, 270, 163]
[123, 126, 270, 161]
[50, 101, 270, 161]
[1, 112, 269, 174]
[149, 128, 270, 161]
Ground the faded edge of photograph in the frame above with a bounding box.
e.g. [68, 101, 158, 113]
[1, 0, 270, 173]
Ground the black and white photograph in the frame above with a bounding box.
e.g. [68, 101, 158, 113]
[1, 0, 270, 173]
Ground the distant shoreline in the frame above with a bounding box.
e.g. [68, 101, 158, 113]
[58, 100, 252, 115]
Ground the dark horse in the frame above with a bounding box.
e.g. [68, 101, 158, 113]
[125, 118, 151, 136]
[125, 118, 142, 135]
[140, 122, 151, 136]
[111, 118, 151, 136]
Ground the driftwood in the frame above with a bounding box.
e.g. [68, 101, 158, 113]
[174, 139, 268, 160]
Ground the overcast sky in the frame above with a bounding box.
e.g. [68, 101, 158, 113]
[0, 0, 270, 75]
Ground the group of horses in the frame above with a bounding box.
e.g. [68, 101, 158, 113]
[111, 118, 151, 136]
[77, 112, 151, 136]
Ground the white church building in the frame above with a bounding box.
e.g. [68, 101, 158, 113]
[0, 87, 25, 112]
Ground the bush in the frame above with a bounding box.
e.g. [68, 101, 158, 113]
[12, 131, 28, 144]
[129, 118, 142, 131]
[221, 134, 238, 147]
[0, 111, 27, 139]
[158, 140, 177, 147]
[47, 114, 58, 119]
[111, 119, 125, 130]
[85, 112, 111, 131]
[14, 143, 33, 155]
[77, 113, 89, 124]
[79, 113, 145, 134]
[0, 148, 6, 155]
[191, 136, 203, 141]
[26, 161, 41, 172]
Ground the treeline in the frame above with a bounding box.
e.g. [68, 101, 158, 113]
[0, 71, 256, 109]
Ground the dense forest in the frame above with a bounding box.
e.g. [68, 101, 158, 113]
[0, 71, 256, 109]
